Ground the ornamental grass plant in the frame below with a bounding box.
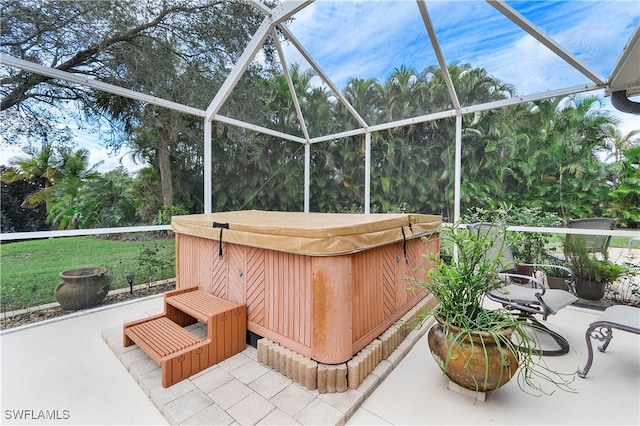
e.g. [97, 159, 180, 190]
[409, 219, 576, 395]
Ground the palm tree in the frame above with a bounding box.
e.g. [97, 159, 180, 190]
[342, 78, 383, 127]
[516, 95, 617, 219]
[45, 147, 101, 229]
[382, 66, 427, 121]
[418, 64, 516, 217]
[606, 145, 640, 226]
[605, 127, 640, 162]
[2, 142, 59, 209]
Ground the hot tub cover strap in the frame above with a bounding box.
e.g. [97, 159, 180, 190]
[213, 222, 229, 258]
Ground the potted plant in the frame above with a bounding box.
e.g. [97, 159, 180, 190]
[564, 236, 627, 300]
[503, 207, 561, 278]
[409, 220, 574, 396]
[542, 264, 574, 291]
[465, 203, 561, 279]
[540, 256, 575, 292]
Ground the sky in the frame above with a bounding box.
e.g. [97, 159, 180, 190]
[1, 0, 639, 173]
[281, 0, 639, 127]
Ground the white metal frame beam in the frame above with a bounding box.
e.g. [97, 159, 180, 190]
[416, 0, 460, 111]
[364, 131, 372, 213]
[273, 29, 313, 211]
[4, 221, 636, 243]
[247, 0, 273, 16]
[607, 25, 640, 94]
[273, 30, 311, 142]
[214, 114, 306, 144]
[380, 83, 598, 132]
[4, 51, 601, 217]
[308, 82, 597, 145]
[275, 19, 373, 212]
[2, 0, 630, 223]
[488, 0, 606, 86]
[277, 25, 369, 129]
[205, 0, 313, 121]
[0, 54, 313, 145]
[0, 54, 206, 117]
[417, 0, 464, 223]
[203, 0, 313, 213]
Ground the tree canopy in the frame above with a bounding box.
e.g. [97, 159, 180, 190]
[1, 1, 638, 231]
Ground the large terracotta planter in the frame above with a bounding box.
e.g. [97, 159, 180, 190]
[54, 267, 110, 310]
[575, 277, 605, 300]
[428, 317, 519, 392]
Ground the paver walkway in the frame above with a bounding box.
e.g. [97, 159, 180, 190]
[102, 315, 428, 425]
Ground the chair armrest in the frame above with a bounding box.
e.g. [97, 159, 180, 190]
[525, 263, 575, 281]
[499, 272, 546, 295]
[527, 263, 576, 294]
[539, 264, 576, 282]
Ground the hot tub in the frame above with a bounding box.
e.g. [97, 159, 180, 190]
[171, 210, 441, 364]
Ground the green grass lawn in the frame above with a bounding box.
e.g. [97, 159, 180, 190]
[548, 235, 634, 251]
[1, 235, 175, 311]
[612, 236, 638, 249]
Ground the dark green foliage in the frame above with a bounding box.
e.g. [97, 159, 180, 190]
[153, 205, 189, 226]
[606, 146, 640, 227]
[136, 237, 175, 285]
[565, 235, 629, 283]
[0, 166, 48, 232]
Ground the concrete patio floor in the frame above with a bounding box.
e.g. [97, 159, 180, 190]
[1, 290, 638, 426]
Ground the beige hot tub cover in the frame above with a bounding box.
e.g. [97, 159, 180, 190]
[171, 210, 441, 256]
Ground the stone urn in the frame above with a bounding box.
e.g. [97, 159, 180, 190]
[428, 317, 519, 392]
[54, 267, 110, 310]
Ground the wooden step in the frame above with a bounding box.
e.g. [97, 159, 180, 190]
[124, 317, 201, 364]
[123, 287, 247, 387]
[166, 289, 242, 323]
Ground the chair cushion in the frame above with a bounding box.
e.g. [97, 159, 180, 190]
[592, 305, 640, 330]
[488, 285, 578, 315]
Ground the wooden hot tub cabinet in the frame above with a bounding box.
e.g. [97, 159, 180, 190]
[171, 210, 441, 364]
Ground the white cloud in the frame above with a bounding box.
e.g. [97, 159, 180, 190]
[282, 0, 639, 129]
[0, 144, 25, 167]
[283, 1, 428, 86]
[484, 33, 585, 95]
[284, 1, 638, 89]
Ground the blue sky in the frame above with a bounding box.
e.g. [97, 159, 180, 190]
[283, 1, 639, 95]
[281, 0, 639, 134]
[1, 0, 639, 172]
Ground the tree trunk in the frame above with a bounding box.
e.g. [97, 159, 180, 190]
[157, 126, 174, 207]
